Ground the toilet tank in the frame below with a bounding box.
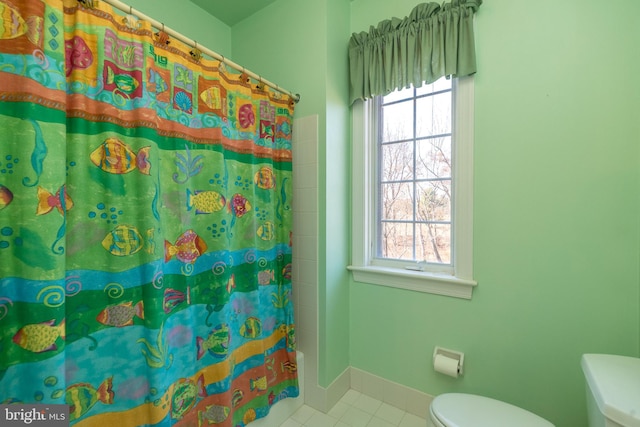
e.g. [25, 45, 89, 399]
[581, 354, 640, 427]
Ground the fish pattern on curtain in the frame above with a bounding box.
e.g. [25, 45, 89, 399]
[0, 0, 298, 426]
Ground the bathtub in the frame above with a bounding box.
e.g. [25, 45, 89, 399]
[249, 351, 305, 426]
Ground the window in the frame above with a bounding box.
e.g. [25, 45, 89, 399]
[349, 76, 477, 299]
[377, 79, 453, 266]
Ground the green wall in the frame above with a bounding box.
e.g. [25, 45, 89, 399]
[124, 0, 232, 57]
[350, 1, 640, 426]
[323, 0, 351, 384]
[230, 0, 326, 120]
[106, 1, 640, 425]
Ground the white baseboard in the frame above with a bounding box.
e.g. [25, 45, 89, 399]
[304, 365, 433, 419]
[350, 367, 433, 419]
[304, 365, 351, 413]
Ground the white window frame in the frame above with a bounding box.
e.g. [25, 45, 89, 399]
[348, 76, 477, 299]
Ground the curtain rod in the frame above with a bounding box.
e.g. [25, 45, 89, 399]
[82, 0, 300, 103]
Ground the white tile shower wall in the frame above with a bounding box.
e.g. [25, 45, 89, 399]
[292, 115, 319, 408]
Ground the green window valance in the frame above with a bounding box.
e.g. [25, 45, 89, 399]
[349, 0, 482, 105]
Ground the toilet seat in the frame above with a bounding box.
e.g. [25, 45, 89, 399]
[430, 393, 554, 427]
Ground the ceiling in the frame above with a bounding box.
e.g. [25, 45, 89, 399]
[189, 0, 278, 26]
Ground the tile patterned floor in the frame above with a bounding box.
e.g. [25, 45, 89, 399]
[281, 390, 427, 427]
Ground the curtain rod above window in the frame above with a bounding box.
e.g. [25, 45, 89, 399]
[79, 0, 301, 103]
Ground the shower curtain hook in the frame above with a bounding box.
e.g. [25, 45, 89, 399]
[156, 22, 170, 45]
[191, 41, 202, 62]
[129, 5, 132, 14]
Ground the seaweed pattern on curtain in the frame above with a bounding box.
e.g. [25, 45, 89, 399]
[0, 0, 298, 426]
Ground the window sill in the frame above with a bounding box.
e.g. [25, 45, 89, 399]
[347, 265, 477, 299]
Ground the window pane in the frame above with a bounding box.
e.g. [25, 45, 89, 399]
[416, 92, 451, 137]
[416, 136, 451, 180]
[416, 77, 451, 96]
[416, 223, 451, 263]
[382, 100, 413, 142]
[416, 180, 451, 222]
[380, 182, 413, 221]
[379, 221, 414, 260]
[381, 141, 414, 182]
[383, 85, 414, 103]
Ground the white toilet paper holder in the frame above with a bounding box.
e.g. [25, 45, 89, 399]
[433, 346, 464, 376]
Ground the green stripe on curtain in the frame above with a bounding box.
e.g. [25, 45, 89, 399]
[349, 0, 482, 105]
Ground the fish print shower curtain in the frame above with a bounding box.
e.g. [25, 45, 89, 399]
[0, 0, 298, 425]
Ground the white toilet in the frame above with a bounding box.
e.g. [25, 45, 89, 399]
[429, 393, 554, 427]
[581, 354, 640, 427]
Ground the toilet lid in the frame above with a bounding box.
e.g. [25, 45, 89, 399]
[582, 354, 640, 427]
[431, 393, 554, 427]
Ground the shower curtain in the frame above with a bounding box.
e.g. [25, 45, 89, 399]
[0, 0, 298, 426]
